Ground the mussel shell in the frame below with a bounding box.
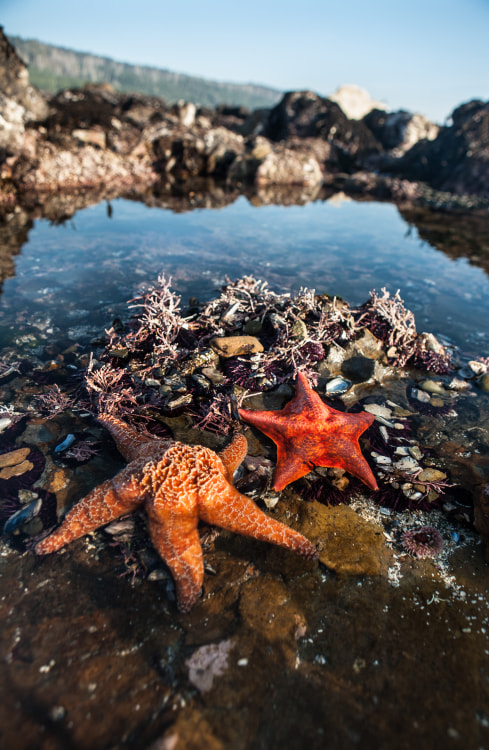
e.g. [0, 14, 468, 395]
[3, 498, 42, 535]
[325, 377, 352, 395]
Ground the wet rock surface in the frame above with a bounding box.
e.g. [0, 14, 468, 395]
[1, 507, 489, 750]
[1, 276, 489, 748]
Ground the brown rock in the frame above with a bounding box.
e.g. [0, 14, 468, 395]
[0, 459, 34, 479]
[416, 468, 447, 483]
[0, 446, 30, 468]
[44, 466, 72, 495]
[297, 501, 388, 576]
[210, 336, 264, 358]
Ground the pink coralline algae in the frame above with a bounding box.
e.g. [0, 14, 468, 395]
[401, 526, 444, 558]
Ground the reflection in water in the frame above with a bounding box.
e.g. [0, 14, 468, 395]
[0, 194, 488, 356]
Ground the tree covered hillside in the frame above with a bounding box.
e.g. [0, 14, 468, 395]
[9, 34, 283, 109]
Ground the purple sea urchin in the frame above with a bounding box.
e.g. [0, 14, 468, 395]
[401, 526, 444, 558]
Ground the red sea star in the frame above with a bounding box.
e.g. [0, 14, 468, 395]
[35, 414, 317, 612]
[239, 372, 378, 492]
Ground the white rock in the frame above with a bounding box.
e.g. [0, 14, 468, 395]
[329, 84, 388, 120]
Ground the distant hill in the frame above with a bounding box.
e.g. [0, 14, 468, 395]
[9, 35, 283, 110]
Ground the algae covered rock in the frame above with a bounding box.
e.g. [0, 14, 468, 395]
[297, 501, 389, 576]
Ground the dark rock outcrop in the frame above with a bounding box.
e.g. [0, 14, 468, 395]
[388, 99, 489, 196]
[263, 90, 382, 169]
[364, 108, 439, 156]
[1, 32, 488, 209]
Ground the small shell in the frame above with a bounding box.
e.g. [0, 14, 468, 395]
[3, 498, 42, 535]
[105, 518, 135, 535]
[364, 404, 392, 419]
[394, 456, 419, 473]
[408, 446, 423, 461]
[325, 377, 352, 395]
[54, 434, 76, 453]
[402, 487, 423, 500]
[0, 417, 13, 433]
[394, 447, 410, 456]
[372, 454, 392, 466]
[220, 302, 241, 325]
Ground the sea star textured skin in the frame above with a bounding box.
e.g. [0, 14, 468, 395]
[35, 414, 317, 612]
[239, 372, 378, 492]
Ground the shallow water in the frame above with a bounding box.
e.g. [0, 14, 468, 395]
[1, 195, 489, 356]
[2, 194, 489, 750]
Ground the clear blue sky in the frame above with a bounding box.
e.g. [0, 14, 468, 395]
[2, 0, 488, 123]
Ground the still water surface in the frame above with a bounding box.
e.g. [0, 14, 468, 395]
[2, 196, 489, 357]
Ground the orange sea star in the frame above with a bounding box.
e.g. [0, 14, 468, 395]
[239, 372, 378, 492]
[35, 414, 317, 612]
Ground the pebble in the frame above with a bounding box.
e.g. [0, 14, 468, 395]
[210, 336, 264, 358]
[364, 404, 392, 419]
[430, 397, 445, 407]
[291, 319, 308, 340]
[408, 445, 423, 460]
[416, 468, 447, 483]
[394, 457, 419, 473]
[371, 453, 392, 466]
[447, 377, 470, 391]
[201, 366, 226, 385]
[402, 488, 423, 500]
[468, 360, 486, 376]
[107, 347, 129, 359]
[394, 447, 410, 456]
[144, 378, 161, 387]
[411, 388, 430, 403]
[420, 379, 446, 395]
[477, 374, 489, 392]
[179, 348, 218, 375]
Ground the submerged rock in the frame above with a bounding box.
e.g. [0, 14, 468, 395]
[296, 501, 389, 576]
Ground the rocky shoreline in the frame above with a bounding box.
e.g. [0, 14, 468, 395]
[1, 28, 489, 219]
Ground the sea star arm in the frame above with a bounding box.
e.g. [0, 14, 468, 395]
[198, 477, 318, 559]
[218, 433, 248, 481]
[272, 448, 312, 491]
[99, 413, 169, 462]
[35, 460, 148, 555]
[146, 510, 203, 613]
[316, 436, 378, 491]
